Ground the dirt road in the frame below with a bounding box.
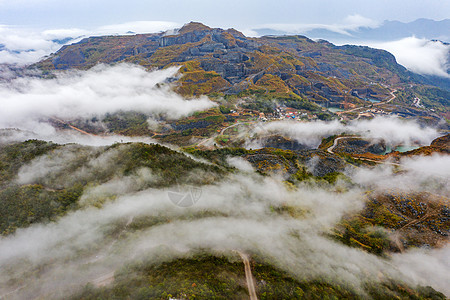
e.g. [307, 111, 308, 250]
[220, 122, 245, 135]
[238, 252, 258, 300]
[91, 271, 115, 288]
[50, 117, 98, 137]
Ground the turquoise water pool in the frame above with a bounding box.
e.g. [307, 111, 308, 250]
[327, 107, 345, 113]
[382, 145, 421, 155]
[363, 97, 381, 103]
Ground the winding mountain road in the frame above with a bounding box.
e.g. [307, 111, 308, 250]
[337, 89, 397, 116]
[327, 136, 400, 166]
[197, 121, 256, 149]
[327, 136, 355, 154]
[379, 89, 397, 105]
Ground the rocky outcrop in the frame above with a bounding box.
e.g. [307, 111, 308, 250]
[333, 138, 387, 155]
[52, 47, 86, 69]
[301, 150, 348, 177]
[261, 135, 308, 151]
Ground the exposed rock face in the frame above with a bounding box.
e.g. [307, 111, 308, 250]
[245, 152, 298, 176]
[52, 47, 86, 69]
[261, 135, 309, 151]
[430, 133, 450, 152]
[302, 151, 348, 177]
[199, 60, 246, 82]
[333, 138, 387, 155]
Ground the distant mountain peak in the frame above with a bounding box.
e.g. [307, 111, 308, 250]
[225, 28, 245, 38]
[179, 22, 212, 34]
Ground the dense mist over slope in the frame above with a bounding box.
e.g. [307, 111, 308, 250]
[256, 117, 439, 148]
[0, 140, 448, 298]
[0, 64, 215, 134]
[0, 169, 448, 298]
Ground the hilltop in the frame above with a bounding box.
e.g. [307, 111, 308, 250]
[33, 22, 449, 116]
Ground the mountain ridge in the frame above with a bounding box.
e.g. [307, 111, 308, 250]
[33, 21, 449, 116]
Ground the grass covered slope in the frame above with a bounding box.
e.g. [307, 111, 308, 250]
[73, 254, 444, 300]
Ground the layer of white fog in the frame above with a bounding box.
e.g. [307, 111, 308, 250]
[247, 117, 440, 149]
[349, 153, 450, 197]
[0, 64, 215, 145]
[0, 129, 160, 147]
[368, 37, 449, 78]
[0, 145, 449, 299]
[0, 21, 179, 65]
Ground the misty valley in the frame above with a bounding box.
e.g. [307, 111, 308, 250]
[0, 22, 449, 300]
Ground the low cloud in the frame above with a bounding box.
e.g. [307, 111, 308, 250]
[226, 156, 255, 172]
[0, 26, 55, 51]
[260, 116, 439, 148]
[349, 153, 450, 196]
[251, 14, 380, 36]
[343, 14, 379, 29]
[0, 127, 162, 147]
[368, 37, 450, 78]
[391, 246, 450, 296]
[0, 21, 179, 65]
[0, 64, 216, 136]
[401, 153, 450, 178]
[0, 168, 448, 298]
[16, 144, 120, 188]
[0, 25, 84, 65]
[14, 144, 160, 205]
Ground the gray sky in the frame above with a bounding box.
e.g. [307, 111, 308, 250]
[0, 0, 449, 30]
